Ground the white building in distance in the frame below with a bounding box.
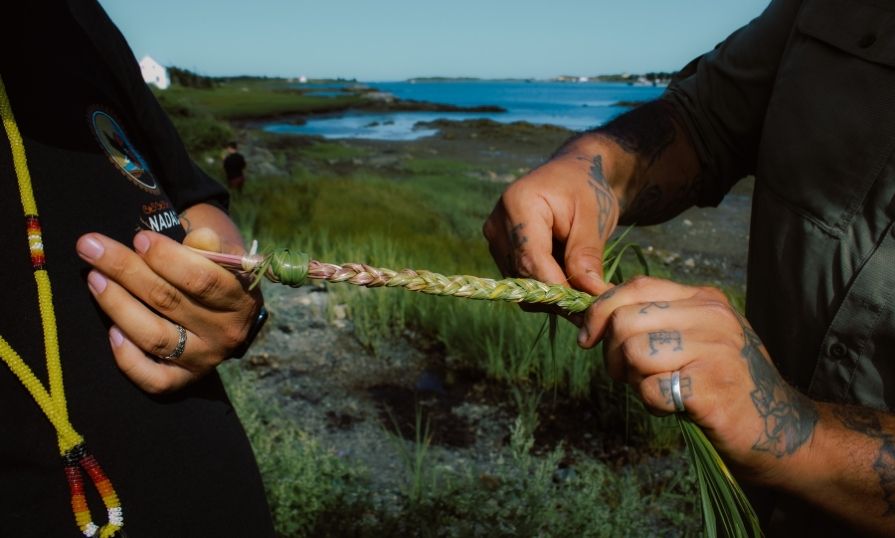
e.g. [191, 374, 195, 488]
[139, 56, 170, 90]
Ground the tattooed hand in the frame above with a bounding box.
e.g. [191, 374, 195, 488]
[483, 101, 702, 300]
[581, 276, 818, 487]
[482, 148, 621, 298]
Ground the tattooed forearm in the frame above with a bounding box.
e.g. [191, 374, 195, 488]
[834, 406, 895, 516]
[596, 100, 704, 226]
[648, 330, 683, 355]
[551, 99, 704, 227]
[835, 406, 884, 434]
[735, 315, 818, 457]
[617, 172, 706, 226]
[597, 100, 677, 166]
[621, 183, 663, 224]
[878, 443, 895, 516]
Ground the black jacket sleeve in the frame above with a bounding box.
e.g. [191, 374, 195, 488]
[662, 0, 803, 206]
[67, 0, 230, 213]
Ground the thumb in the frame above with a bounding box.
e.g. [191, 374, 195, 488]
[564, 227, 611, 296]
[183, 227, 223, 253]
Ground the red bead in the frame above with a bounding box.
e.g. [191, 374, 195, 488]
[82, 456, 109, 483]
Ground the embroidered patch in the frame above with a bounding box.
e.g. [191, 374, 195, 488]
[90, 109, 160, 194]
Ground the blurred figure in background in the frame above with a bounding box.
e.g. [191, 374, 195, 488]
[223, 141, 247, 192]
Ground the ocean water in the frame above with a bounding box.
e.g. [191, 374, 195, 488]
[264, 80, 665, 140]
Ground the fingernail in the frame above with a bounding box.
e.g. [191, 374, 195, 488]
[585, 269, 603, 283]
[133, 233, 150, 254]
[109, 326, 125, 347]
[578, 326, 590, 347]
[77, 236, 104, 260]
[87, 271, 107, 294]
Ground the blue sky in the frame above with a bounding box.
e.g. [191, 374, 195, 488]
[99, 0, 770, 81]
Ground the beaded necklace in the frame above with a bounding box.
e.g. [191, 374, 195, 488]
[0, 77, 124, 537]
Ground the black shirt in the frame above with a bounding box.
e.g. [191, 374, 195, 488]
[0, 1, 273, 536]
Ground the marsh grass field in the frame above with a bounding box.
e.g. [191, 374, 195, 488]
[162, 81, 749, 536]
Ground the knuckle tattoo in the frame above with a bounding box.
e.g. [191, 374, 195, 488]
[638, 301, 670, 315]
[658, 374, 693, 405]
[648, 330, 683, 355]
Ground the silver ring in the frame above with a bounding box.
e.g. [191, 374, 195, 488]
[671, 370, 685, 413]
[161, 324, 187, 361]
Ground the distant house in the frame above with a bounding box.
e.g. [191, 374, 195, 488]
[139, 56, 170, 90]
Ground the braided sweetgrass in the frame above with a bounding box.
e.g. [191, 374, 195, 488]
[199, 247, 597, 313]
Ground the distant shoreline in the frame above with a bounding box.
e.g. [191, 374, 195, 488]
[258, 80, 658, 139]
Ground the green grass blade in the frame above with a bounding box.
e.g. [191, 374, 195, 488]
[677, 416, 762, 537]
[679, 417, 716, 537]
[603, 244, 632, 283]
[602, 225, 636, 260]
[548, 313, 559, 395]
[522, 317, 551, 380]
[626, 243, 650, 277]
[602, 241, 650, 285]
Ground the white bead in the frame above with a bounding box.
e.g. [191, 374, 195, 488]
[108, 506, 124, 525]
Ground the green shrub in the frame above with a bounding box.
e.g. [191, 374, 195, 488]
[220, 365, 370, 536]
[365, 410, 696, 538]
[169, 114, 234, 154]
[168, 66, 215, 89]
